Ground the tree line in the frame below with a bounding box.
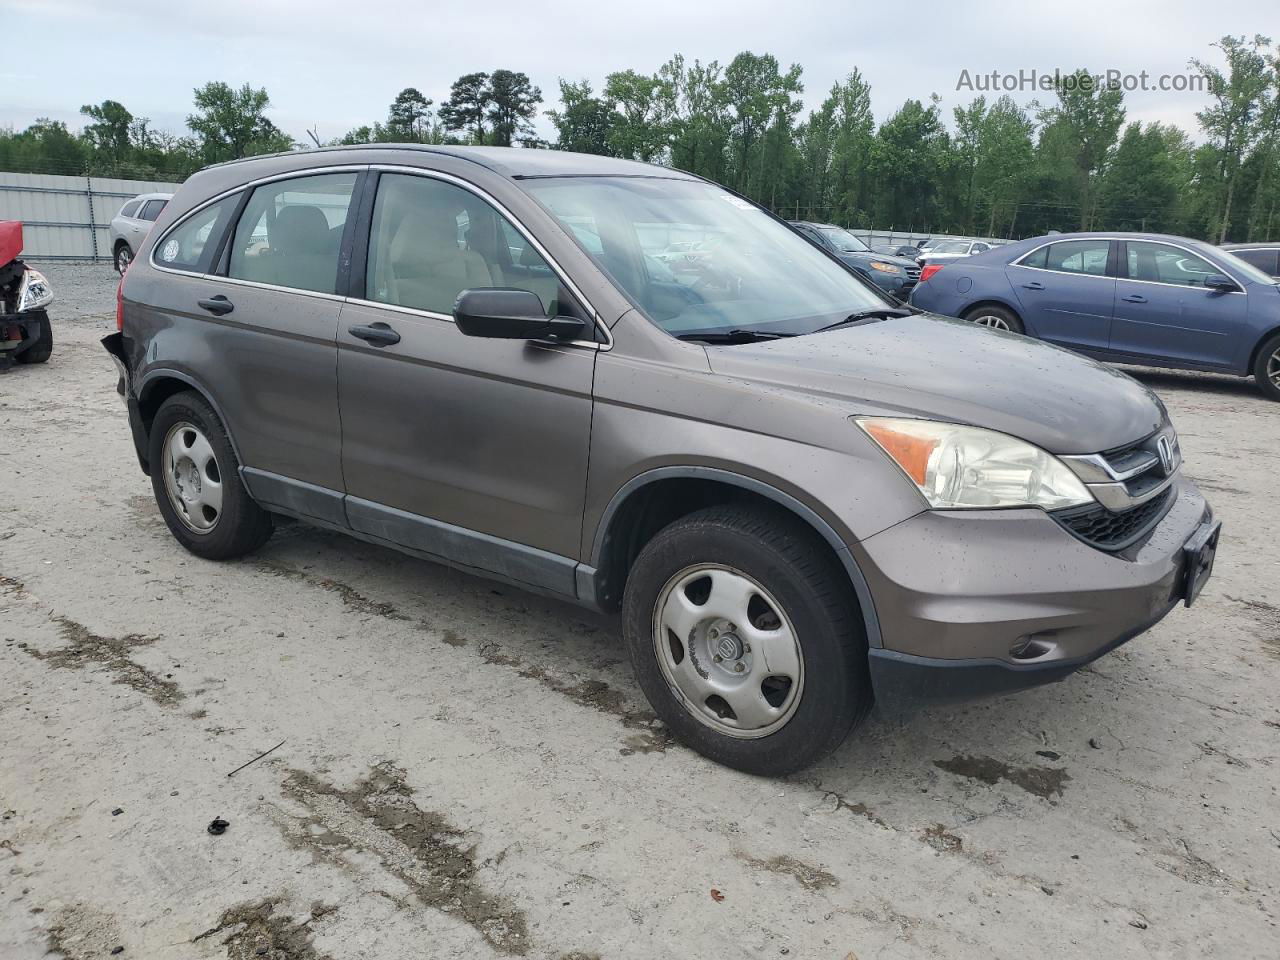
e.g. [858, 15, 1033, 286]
[2, 35, 1278, 243]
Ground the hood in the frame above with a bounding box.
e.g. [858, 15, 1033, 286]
[705, 314, 1165, 455]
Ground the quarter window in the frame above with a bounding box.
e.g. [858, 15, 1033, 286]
[121, 200, 141, 218]
[138, 198, 166, 221]
[365, 173, 561, 317]
[228, 172, 357, 295]
[153, 195, 238, 273]
[1126, 241, 1221, 287]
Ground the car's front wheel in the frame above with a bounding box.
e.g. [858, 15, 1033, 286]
[1253, 332, 1280, 402]
[114, 243, 133, 274]
[147, 391, 273, 560]
[622, 504, 871, 776]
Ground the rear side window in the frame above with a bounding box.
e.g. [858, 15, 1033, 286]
[1045, 239, 1109, 276]
[153, 195, 239, 273]
[1018, 245, 1048, 269]
[138, 199, 166, 221]
[120, 200, 141, 218]
[228, 172, 358, 295]
[365, 173, 561, 317]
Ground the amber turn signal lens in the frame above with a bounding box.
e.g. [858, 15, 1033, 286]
[861, 421, 938, 485]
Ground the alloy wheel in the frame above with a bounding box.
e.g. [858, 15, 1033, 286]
[1269, 347, 1280, 389]
[969, 313, 1012, 331]
[652, 564, 804, 739]
[161, 422, 223, 533]
[116, 246, 131, 273]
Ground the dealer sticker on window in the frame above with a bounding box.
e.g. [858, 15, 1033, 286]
[160, 239, 181, 262]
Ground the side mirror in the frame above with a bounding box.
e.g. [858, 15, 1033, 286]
[453, 288, 588, 341]
[1204, 274, 1239, 293]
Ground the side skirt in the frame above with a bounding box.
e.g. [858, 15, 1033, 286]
[240, 468, 596, 609]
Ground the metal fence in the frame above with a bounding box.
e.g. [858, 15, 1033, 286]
[0, 171, 181, 262]
[848, 229, 1013, 250]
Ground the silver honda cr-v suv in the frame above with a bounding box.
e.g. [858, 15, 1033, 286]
[103, 146, 1220, 775]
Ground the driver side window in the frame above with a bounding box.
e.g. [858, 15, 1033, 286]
[366, 174, 560, 317]
[1127, 241, 1221, 288]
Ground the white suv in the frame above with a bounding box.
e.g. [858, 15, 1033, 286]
[108, 193, 172, 273]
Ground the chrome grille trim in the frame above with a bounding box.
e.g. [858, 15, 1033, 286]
[1061, 427, 1181, 514]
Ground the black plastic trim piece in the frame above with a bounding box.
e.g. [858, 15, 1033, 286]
[869, 597, 1177, 707]
[588, 466, 884, 649]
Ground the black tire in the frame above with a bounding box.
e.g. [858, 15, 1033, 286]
[147, 391, 273, 560]
[963, 303, 1025, 334]
[14, 312, 52, 364]
[114, 243, 133, 274]
[1252, 332, 1280, 402]
[622, 504, 872, 776]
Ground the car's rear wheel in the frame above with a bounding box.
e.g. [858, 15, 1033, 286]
[14, 312, 52, 364]
[1253, 332, 1280, 402]
[148, 391, 273, 560]
[622, 504, 871, 776]
[114, 243, 132, 274]
[963, 304, 1024, 334]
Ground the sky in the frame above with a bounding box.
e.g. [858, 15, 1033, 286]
[2, 0, 1274, 146]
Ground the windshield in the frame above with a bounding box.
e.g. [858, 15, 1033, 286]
[816, 226, 870, 253]
[931, 240, 971, 254]
[522, 177, 890, 337]
[1218, 248, 1279, 285]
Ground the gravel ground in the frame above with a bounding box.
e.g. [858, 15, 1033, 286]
[2, 262, 1278, 960]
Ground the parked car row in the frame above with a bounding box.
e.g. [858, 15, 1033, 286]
[105, 147, 1220, 776]
[908, 232, 1280, 401]
[788, 221, 921, 297]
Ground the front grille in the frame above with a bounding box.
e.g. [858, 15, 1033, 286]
[1054, 488, 1174, 551]
[904, 265, 922, 280]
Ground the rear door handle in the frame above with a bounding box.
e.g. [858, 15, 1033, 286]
[1121, 294, 1148, 303]
[197, 295, 234, 316]
[1021, 281, 1044, 290]
[348, 322, 401, 347]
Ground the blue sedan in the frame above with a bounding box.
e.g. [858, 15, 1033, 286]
[909, 232, 1280, 401]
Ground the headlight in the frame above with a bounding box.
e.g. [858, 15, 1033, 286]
[17, 269, 53, 312]
[868, 261, 900, 274]
[856, 417, 1094, 510]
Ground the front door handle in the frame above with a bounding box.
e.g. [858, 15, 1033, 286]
[1021, 281, 1044, 290]
[197, 295, 234, 316]
[1121, 294, 1148, 303]
[348, 322, 401, 347]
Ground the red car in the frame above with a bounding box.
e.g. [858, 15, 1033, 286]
[0, 221, 54, 371]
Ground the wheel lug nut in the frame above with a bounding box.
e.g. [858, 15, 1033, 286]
[734, 662, 745, 673]
[713, 654, 722, 663]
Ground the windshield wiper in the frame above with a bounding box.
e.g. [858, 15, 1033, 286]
[812, 306, 918, 334]
[675, 329, 797, 344]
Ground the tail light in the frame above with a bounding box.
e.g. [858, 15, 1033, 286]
[919, 263, 944, 283]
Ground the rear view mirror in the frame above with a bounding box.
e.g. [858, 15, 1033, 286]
[453, 288, 587, 341]
[1203, 274, 1239, 292]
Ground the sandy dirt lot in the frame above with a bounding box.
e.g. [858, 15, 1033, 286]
[2, 262, 1278, 959]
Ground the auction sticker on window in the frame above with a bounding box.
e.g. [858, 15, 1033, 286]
[160, 238, 181, 262]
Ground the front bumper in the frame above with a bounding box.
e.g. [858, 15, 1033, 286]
[859, 474, 1213, 705]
